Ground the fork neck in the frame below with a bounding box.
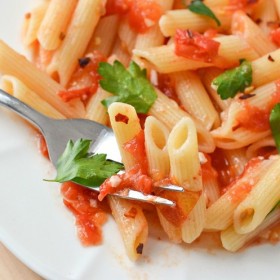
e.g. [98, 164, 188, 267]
[0, 89, 48, 131]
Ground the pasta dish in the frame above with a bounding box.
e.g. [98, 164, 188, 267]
[1, 0, 280, 262]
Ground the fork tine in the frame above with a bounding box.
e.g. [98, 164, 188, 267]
[82, 185, 175, 206]
[155, 184, 184, 192]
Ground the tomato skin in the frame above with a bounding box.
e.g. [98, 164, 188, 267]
[105, 0, 162, 33]
[270, 28, 280, 47]
[174, 29, 220, 62]
[128, 0, 162, 33]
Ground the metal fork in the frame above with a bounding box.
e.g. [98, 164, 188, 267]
[0, 89, 182, 206]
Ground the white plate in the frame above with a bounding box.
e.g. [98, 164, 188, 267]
[1, 1, 280, 280]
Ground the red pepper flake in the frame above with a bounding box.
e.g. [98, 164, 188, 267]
[25, 12, 31, 19]
[78, 57, 91, 68]
[59, 32, 65, 41]
[124, 207, 138, 218]
[255, 18, 262, 24]
[239, 93, 256, 100]
[115, 113, 129, 124]
[268, 55, 275, 62]
[136, 243, 144, 254]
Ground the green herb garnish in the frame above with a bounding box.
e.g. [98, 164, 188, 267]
[212, 59, 253, 100]
[186, 0, 221, 27]
[270, 103, 280, 153]
[98, 60, 157, 114]
[48, 139, 123, 187]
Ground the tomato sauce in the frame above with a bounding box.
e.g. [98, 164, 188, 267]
[236, 81, 280, 132]
[201, 154, 218, 183]
[156, 74, 180, 104]
[210, 149, 236, 188]
[223, 157, 262, 203]
[123, 130, 148, 174]
[270, 28, 280, 47]
[58, 50, 106, 103]
[38, 134, 49, 159]
[61, 182, 108, 246]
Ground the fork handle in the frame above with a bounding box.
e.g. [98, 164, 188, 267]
[0, 89, 47, 131]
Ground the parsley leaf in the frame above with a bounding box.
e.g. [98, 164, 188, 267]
[98, 60, 157, 114]
[270, 103, 280, 153]
[48, 139, 124, 187]
[186, 0, 221, 27]
[212, 59, 252, 100]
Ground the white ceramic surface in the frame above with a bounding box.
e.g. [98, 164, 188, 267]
[0, 1, 280, 280]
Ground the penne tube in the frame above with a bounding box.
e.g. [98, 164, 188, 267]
[85, 87, 111, 125]
[133, 36, 258, 74]
[108, 197, 148, 261]
[47, 0, 103, 86]
[149, 89, 216, 153]
[199, 67, 231, 111]
[108, 102, 142, 168]
[172, 71, 220, 130]
[86, 14, 120, 56]
[22, 1, 49, 47]
[0, 40, 83, 118]
[233, 156, 280, 234]
[144, 116, 170, 179]
[159, 8, 231, 37]
[0, 75, 65, 119]
[144, 116, 182, 242]
[107, 102, 148, 260]
[252, 49, 280, 87]
[118, 18, 137, 55]
[253, 0, 278, 35]
[246, 136, 276, 159]
[37, 0, 78, 50]
[167, 117, 202, 191]
[231, 10, 276, 56]
[205, 157, 275, 231]
[221, 208, 280, 252]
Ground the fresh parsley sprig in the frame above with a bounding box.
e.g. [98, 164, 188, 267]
[185, 0, 221, 27]
[48, 139, 123, 187]
[212, 59, 253, 100]
[98, 60, 157, 114]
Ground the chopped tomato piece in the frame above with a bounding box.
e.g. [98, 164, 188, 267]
[128, 0, 162, 33]
[60, 50, 106, 103]
[61, 182, 108, 245]
[201, 154, 218, 183]
[174, 29, 220, 63]
[270, 28, 280, 47]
